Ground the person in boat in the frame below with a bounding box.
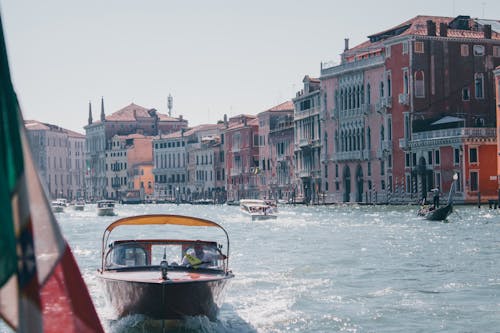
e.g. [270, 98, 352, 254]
[432, 187, 440, 208]
[182, 242, 224, 268]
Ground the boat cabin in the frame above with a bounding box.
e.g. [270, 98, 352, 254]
[104, 239, 225, 271]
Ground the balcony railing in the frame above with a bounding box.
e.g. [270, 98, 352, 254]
[320, 55, 385, 78]
[412, 127, 496, 141]
[331, 149, 370, 161]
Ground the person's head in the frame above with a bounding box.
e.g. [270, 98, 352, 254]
[194, 243, 204, 256]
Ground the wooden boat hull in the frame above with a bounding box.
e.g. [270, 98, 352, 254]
[420, 204, 453, 221]
[99, 270, 233, 320]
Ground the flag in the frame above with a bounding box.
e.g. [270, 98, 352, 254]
[0, 13, 104, 333]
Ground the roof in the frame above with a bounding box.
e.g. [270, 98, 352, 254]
[25, 120, 84, 137]
[267, 100, 294, 112]
[105, 103, 179, 122]
[346, 15, 500, 56]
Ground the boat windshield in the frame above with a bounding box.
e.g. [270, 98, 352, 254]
[104, 241, 224, 270]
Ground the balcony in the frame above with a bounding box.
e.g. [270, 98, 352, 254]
[230, 168, 242, 176]
[299, 138, 312, 148]
[375, 97, 392, 113]
[331, 149, 370, 161]
[399, 138, 409, 149]
[398, 93, 409, 105]
[320, 55, 385, 78]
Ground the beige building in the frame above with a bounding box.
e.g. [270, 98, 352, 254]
[25, 120, 86, 200]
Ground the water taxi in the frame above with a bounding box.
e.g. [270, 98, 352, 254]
[240, 199, 278, 220]
[97, 214, 234, 320]
[97, 200, 116, 216]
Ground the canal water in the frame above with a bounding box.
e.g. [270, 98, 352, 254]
[3, 203, 500, 332]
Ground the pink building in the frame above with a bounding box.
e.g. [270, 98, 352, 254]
[224, 115, 259, 201]
[256, 101, 295, 200]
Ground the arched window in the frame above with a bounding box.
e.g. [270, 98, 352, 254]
[379, 81, 384, 98]
[367, 84, 371, 105]
[415, 70, 425, 97]
[367, 127, 372, 150]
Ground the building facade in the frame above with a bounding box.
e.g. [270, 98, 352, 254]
[25, 120, 86, 200]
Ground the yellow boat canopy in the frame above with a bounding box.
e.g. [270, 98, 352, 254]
[104, 214, 223, 233]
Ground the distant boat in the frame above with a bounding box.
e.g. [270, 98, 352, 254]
[97, 200, 116, 216]
[240, 199, 278, 220]
[97, 214, 234, 320]
[73, 199, 85, 211]
[51, 200, 65, 213]
[417, 203, 453, 221]
[418, 173, 457, 221]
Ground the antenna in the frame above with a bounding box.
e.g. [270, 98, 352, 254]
[481, 2, 486, 18]
[167, 94, 173, 117]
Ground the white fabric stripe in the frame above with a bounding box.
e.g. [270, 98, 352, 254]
[0, 275, 19, 328]
[21, 128, 65, 285]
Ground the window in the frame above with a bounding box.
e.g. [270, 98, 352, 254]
[454, 148, 460, 164]
[386, 45, 391, 57]
[427, 151, 433, 165]
[386, 71, 392, 97]
[462, 87, 470, 101]
[473, 45, 485, 56]
[403, 68, 409, 94]
[470, 171, 478, 191]
[402, 41, 408, 54]
[405, 153, 410, 167]
[469, 147, 478, 163]
[415, 70, 425, 98]
[475, 73, 484, 99]
[494, 46, 500, 57]
[415, 41, 424, 53]
[435, 150, 440, 165]
[461, 44, 469, 56]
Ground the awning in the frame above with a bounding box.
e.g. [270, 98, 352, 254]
[431, 116, 465, 126]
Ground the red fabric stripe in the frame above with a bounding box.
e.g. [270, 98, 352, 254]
[40, 245, 104, 333]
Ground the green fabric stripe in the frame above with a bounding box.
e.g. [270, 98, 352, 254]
[0, 13, 23, 287]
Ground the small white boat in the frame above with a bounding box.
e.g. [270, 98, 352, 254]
[51, 200, 65, 213]
[73, 199, 85, 211]
[97, 200, 116, 216]
[240, 199, 278, 220]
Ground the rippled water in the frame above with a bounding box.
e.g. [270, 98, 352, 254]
[3, 204, 500, 332]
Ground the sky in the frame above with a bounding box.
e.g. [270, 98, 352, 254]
[0, 0, 498, 133]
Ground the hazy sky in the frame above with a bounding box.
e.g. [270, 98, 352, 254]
[0, 0, 498, 133]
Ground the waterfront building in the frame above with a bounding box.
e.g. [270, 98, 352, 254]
[224, 115, 259, 201]
[105, 133, 153, 202]
[25, 120, 86, 200]
[184, 124, 226, 202]
[495, 66, 500, 194]
[257, 101, 295, 201]
[153, 130, 186, 202]
[293, 76, 322, 204]
[321, 15, 500, 204]
[85, 98, 187, 200]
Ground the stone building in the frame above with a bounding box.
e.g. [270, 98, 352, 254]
[25, 120, 86, 200]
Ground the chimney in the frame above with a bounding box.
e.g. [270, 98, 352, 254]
[224, 114, 228, 128]
[484, 24, 492, 39]
[344, 38, 349, 51]
[427, 20, 436, 36]
[439, 23, 448, 37]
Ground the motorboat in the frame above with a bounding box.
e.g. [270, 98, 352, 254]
[240, 199, 278, 220]
[51, 200, 65, 213]
[97, 214, 234, 321]
[97, 200, 116, 216]
[73, 199, 85, 211]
